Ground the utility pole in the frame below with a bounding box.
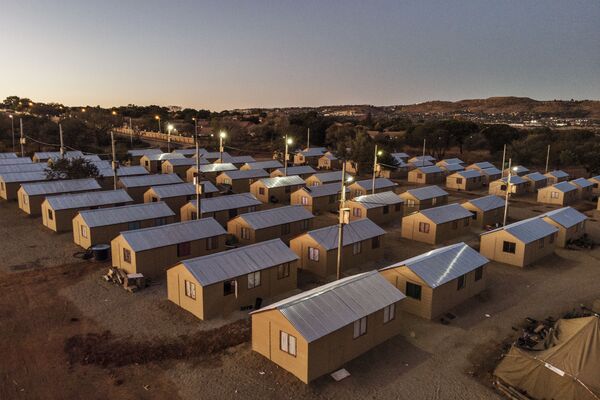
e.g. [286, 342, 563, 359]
[9, 115, 14, 153]
[284, 135, 292, 176]
[422, 138, 426, 158]
[503, 158, 512, 226]
[307, 128, 310, 150]
[19, 118, 25, 157]
[59, 124, 65, 158]
[111, 131, 118, 190]
[336, 162, 352, 280]
[501, 144, 507, 177]
[545, 145, 551, 173]
[372, 144, 382, 195]
[129, 117, 133, 145]
[195, 132, 203, 220]
[219, 131, 226, 163]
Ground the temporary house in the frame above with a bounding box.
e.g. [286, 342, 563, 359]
[570, 178, 594, 201]
[537, 182, 578, 206]
[378, 158, 410, 179]
[304, 170, 346, 186]
[216, 169, 269, 193]
[408, 159, 434, 169]
[251, 271, 406, 383]
[32, 150, 84, 163]
[540, 207, 588, 247]
[0, 152, 18, 159]
[317, 152, 340, 170]
[250, 176, 306, 204]
[344, 160, 370, 175]
[438, 163, 465, 174]
[589, 175, 600, 196]
[270, 165, 316, 179]
[479, 167, 502, 185]
[18, 178, 101, 216]
[293, 147, 327, 166]
[0, 162, 45, 175]
[161, 157, 204, 179]
[523, 172, 548, 192]
[140, 152, 186, 173]
[545, 170, 570, 185]
[187, 163, 237, 183]
[127, 148, 163, 165]
[348, 191, 404, 225]
[399, 185, 449, 214]
[466, 162, 496, 171]
[96, 166, 149, 190]
[172, 148, 203, 158]
[479, 217, 558, 267]
[72, 202, 175, 249]
[240, 160, 283, 173]
[180, 193, 262, 225]
[227, 205, 314, 245]
[0, 156, 33, 166]
[290, 182, 344, 214]
[461, 195, 505, 228]
[488, 175, 529, 196]
[494, 315, 600, 400]
[437, 158, 465, 167]
[446, 169, 484, 191]
[505, 165, 529, 177]
[290, 218, 386, 278]
[117, 173, 183, 203]
[144, 182, 218, 217]
[200, 151, 230, 163]
[409, 155, 436, 164]
[379, 243, 489, 319]
[111, 218, 227, 279]
[401, 203, 473, 244]
[41, 189, 133, 233]
[167, 239, 299, 320]
[0, 171, 49, 200]
[215, 154, 256, 167]
[391, 152, 410, 162]
[349, 178, 397, 198]
[408, 166, 445, 185]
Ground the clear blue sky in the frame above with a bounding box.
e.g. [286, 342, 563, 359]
[1, 0, 599, 110]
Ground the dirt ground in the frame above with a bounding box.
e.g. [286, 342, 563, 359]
[1, 186, 599, 400]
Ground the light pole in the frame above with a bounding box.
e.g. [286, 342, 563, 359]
[219, 131, 226, 163]
[192, 117, 198, 137]
[111, 131, 118, 190]
[336, 162, 354, 280]
[167, 124, 174, 153]
[502, 159, 518, 226]
[284, 135, 293, 176]
[194, 131, 203, 220]
[372, 145, 382, 194]
[155, 115, 161, 133]
[19, 118, 25, 157]
[8, 115, 14, 152]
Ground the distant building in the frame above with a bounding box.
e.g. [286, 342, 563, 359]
[537, 182, 578, 206]
[18, 178, 101, 216]
[399, 186, 449, 214]
[401, 203, 473, 244]
[250, 176, 306, 204]
[461, 195, 505, 228]
[446, 170, 484, 191]
[408, 166, 445, 185]
[540, 207, 588, 247]
[347, 191, 404, 225]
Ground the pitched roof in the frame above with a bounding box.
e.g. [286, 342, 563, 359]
[524, 172, 548, 182]
[127, 148, 163, 157]
[190, 193, 262, 214]
[409, 160, 434, 167]
[149, 182, 218, 198]
[0, 171, 49, 183]
[352, 191, 403, 209]
[308, 170, 345, 183]
[381, 243, 488, 288]
[481, 217, 558, 243]
[541, 207, 588, 228]
[499, 175, 527, 185]
[438, 158, 464, 165]
[481, 167, 502, 176]
[547, 181, 577, 193]
[409, 155, 436, 163]
[391, 152, 410, 159]
[164, 157, 205, 166]
[0, 163, 46, 174]
[45, 189, 133, 211]
[97, 166, 149, 178]
[510, 166, 530, 174]
[142, 153, 186, 161]
[305, 218, 386, 250]
[414, 165, 444, 174]
[469, 162, 496, 170]
[441, 163, 465, 172]
[570, 177, 593, 188]
[419, 203, 473, 224]
[78, 202, 175, 228]
[298, 147, 327, 157]
[221, 155, 256, 164]
[198, 163, 237, 173]
[465, 195, 505, 211]
[402, 185, 448, 200]
[235, 205, 313, 229]
[0, 157, 32, 166]
[254, 271, 405, 343]
[182, 239, 298, 286]
[243, 160, 283, 170]
[298, 182, 346, 198]
[546, 170, 569, 179]
[320, 152, 338, 160]
[220, 169, 269, 180]
[453, 169, 482, 179]
[257, 175, 305, 189]
[34, 150, 84, 160]
[118, 174, 183, 188]
[0, 152, 18, 159]
[20, 178, 100, 196]
[351, 178, 397, 191]
[273, 165, 316, 176]
[120, 218, 226, 252]
[172, 148, 205, 156]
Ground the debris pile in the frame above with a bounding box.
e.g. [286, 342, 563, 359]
[102, 267, 147, 292]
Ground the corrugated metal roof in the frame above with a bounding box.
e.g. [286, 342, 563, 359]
[243, 160, 283, 170]
[298, 147, 327, 157]
[182, 239, 299, 286]
[590, 175, 600, 182]
[190, 193, 262, 213]
[149, 182, 218, 198]
[570, 178, 593, 188]
[419, 203, 473, 224]
[307, 170, 344, 184]
[409, 160, 434, 168]
[127, 148, 163, 157]
[143, 153, 186, 161]
[300, 182, 346, 198]
[381, 242, 488, 288]
[481, 217, 558, 243]
[500, 175, 527, 185]
[465, 195, 505, 211]
[352, 191, 403, 209]
[258, 175, 305, 189]
[223, 155, 256, 164]
[549, 181, 577, 193]
[236, 205, 313, 229]
[21, 178, 100, 196]
[0, 163, 46, 174]
[351, 178, 397, 191]
[0, 152, 18, 159]
[79, 202, 175, 228]
[470, 162, 495, 169]
[510, 166, 530, 174]
[441, 164, 465, 172]
[0, 171, 49, 183]
[34, 151, 83, 160]
[439, 158, 464, 165]
[91, 160, 112, 170]
[481, 167, 502, 176]
[415, 165, 444, 174]
[321, 152, 338, 160]
[254, 271, 405, 343]
[546, 170, 569, 179]
[306, 218, 386, 250]
[403, 185, 448, 200]
[220, 169, 269, 180]
[200, 151, 230, 160]
[164, 157, 204, 166]
[98, 166, 149, 178]
[199, 163, 237, 173]
[453, 169, 483, 179]
[172, 148, 205, 156]
[391, 152, 410, 159]
[409, 155, 436, 162]
[524, 172, 547, 182]
[119, 174, 183, 188]
[541, 207, 587, 228]
[121, 218, 226, 252]
[45, 189, 132, 211]
[273, 165, 316, 176]
[0, 157, 32, 166]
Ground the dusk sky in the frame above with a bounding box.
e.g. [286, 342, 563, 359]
[1, 0, 599, 110]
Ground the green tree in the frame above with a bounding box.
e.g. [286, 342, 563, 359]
[45, 157, 100, 180]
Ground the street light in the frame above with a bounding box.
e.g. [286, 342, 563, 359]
[502, 160, 519, 226]
[372, 145, 383, 194]
[155, 115, 161, 133]
[336, 163, 354, 280]
[219, 131, 227, 163]
[81, 108, 86, 113]
[192, 117, 198, 137]
[284, 135, 293, 176]
[111, 110, 117, 116]
[8, 115, 14, 152]
[167, 124, 174, 153]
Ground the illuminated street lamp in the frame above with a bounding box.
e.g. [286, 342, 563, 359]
[8, 115, 14, 152]
[167, 124, 174, 152]
[219, 131, 227, 163]
[111, 110, 117, 116]
[192, 117, 198, 137]
[81, 108, 86, 113]
[372, 145, 383, 194]
[284, 135, 293, 176]
[155, 115, 161, 133]
[502, 159, 519, 226]
[336, 163, 354, 280]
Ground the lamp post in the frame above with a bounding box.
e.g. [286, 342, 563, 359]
[167, 124, 174, 153]
[219, 131, 226, 163]
[155, 115, 161, 133]
[8, 115, 14, 152]
[284, 135, 293, 176]
[19, 118, 25, 157]
[192, 117, 198, 137]
[194, 131, 203, 220]
[336, 162, 354, 280]
[502, 159, 518, 226]
[372, 145, 382, 195]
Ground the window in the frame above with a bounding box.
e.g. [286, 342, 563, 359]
[258, 187, 265, 195]
[248, 271, 261, 289]
[277, 263, 290, 279]
[184, 280, 196, 300]
[475, 266, 483, 281]
[301, 219, 309, 230]
[223, 178, 231, 185]
[127, 221, 141, 231]
[206, 236, 218, 250]
[281, 223, 290, 235]
[80, 225, 88, 238]
[247, 206, 257, 213]
[383, 303, 395, 324]
[177, 241, 191, 257]
[301, 196, 309, 205]
[155, 217, 167, 226]
[406, 199, 415, 207]
[431, 197, 437, 206]
[500, 184, 507, 191]
[417, 173, 423, 179]
[549, 233, 555, 244]
[471, 211, 478, 220]
[405, 282, 422, 300]
[123, 248, 131, 263]
[395, 203, 402, 212]
[457, 275, 466, 290]
[308, 247, 319, 261]
[452, 220, 458, 229]
[353, 317, 367, 338]
[280, 331, 297, 356]
[151, 197, 158, 203]
[550, 191, 559, 199]
[456, 178, 463, 185]
[241, 227, 250, 240]
[538, 238, 544, 248]
[383, 205, 389, 214]
[418, 222, 430, 233]
[372, 236, 380, 249]
[353, 241, 362, 255]
[223, 280, 236, 296]
[502, 241, 516, 254]
[47, 209, 54, 221]
[190, 211, 197, 220]
[22, 194, 28, 205]
[464, 218, 470, 227]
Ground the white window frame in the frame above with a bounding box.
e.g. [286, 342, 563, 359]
[352, 241, 362, 255]
[80, 225, 88, 238]
[353, 317, 367, 339]
[383, 303, 395, 324]
[248, 271, 261, 289]
[308, 247, 319, 261]
[280, 331, 297, 356]
[184, 280, 196, 300]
